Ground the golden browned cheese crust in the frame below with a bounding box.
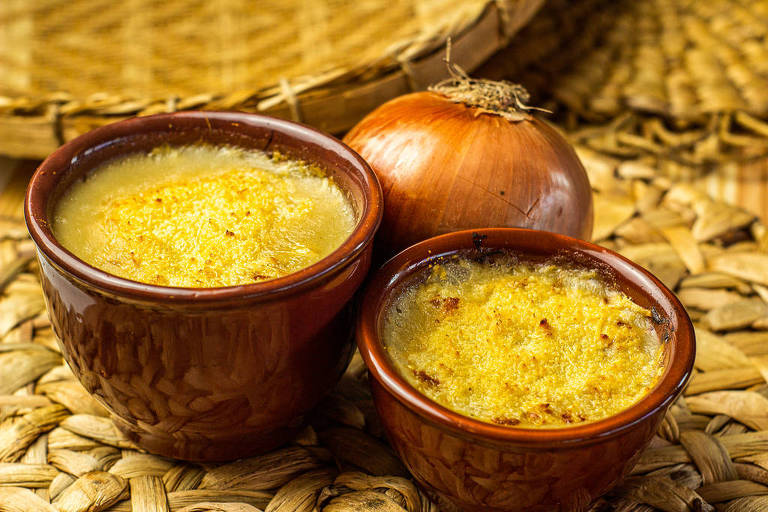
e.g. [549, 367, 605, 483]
[53, 145, 356, 287]
[383, 255, 664, 428]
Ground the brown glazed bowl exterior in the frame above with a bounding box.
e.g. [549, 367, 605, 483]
[25, 111, 382, 461]
[357, 228, 695, 512]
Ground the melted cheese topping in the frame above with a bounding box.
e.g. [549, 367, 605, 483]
[383, 255, 664, 427]
[53, 145, 356, 287]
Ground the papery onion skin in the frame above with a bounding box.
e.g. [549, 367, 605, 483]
[343, 91, 594, 257]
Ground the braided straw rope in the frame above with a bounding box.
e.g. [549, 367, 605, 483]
[1, 147, 768, 510]
[480, 0, 768, 169]
[0, 0, 543, 159]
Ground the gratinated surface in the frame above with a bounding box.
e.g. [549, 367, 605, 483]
[384, 257, 663, 427]
[53, 145, 356, 287]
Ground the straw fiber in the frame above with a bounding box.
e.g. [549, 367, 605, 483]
[0, 0, 543, 159]
[1, 148, 768, 510]
[480, 0, 768, 169]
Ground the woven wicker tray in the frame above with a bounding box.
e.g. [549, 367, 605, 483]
[0, 0, 542, 159]
[1, 145, 768, 510]
[479, 0, 768, 169]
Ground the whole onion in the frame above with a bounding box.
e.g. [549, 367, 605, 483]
[343, 77, 593, 257]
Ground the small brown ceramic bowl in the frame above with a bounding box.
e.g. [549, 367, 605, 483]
[357, 228, 694, 512]
[25, 111, 382, 461]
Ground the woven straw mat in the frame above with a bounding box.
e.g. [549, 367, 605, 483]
[1, 149, 768, 511]
[479, 0, 768, 168]
[0, 0, 543, 159]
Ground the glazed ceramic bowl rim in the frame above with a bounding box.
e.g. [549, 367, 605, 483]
[24, 111, 382, 304]
[357, 228, 695, 446]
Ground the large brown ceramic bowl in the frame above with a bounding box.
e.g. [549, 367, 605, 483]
[25, 111, 382, 461]
[357, 228, 694, 512]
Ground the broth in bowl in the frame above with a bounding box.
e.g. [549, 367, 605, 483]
[357, 228, 693, 512]
[26, 111, 383, 461]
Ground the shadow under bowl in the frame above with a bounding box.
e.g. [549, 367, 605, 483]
[25, 111, 382, 461]
[356, 228, 695, 512]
